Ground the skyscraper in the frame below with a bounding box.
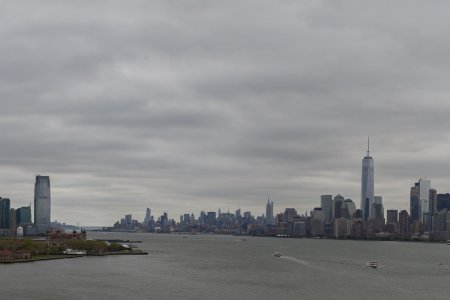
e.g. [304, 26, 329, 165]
[0, 198, 11, 228]
[16, 205, 32, 225]
[371, 196, 384, 219]
[332, 194, 345, 219]
[34, 175, 51, 234]
[361, 138, 374, 220]
[266, 197, 274, 226]
[410, 179, 431, 222]
[320, 195, 332, 225]
[144, 208, 152, 227]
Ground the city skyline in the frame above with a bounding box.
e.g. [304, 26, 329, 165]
[1, 1, 450, 225]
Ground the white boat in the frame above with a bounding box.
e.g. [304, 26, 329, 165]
[63, 248, 87, 255]
[274, 251, 282, 257]
[368, 261, 378, 268]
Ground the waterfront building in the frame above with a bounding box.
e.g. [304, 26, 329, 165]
[437, 193, 450, 211]
[334, 218, 350, 238]
[206, 211, 216, 226]
[429, 189, 437, 215]
[34, 175, 51, 234]
[320, 195, 332, 225]
[284, 208, 297, 223]
[360, 138, 374, 220]
[144, 208, 151, 227]
[125, 214, 132, 226]
[371, 196, 384, 219]
[428, 189, 437, 231]
[386, 210, 398, 224]
[399, 210, 410, 235]
[292, 220, 306, 237]
[341, 199, 356, 219]
[0, 198, 11, 228]
[16, 206, 32, 225]
[410, 179, 431, 222]
[351, 219, 365, 238]
[310, 208, 324, 237]
[265, 198, 274, 226]
[10, 208, 16, 229]
[332, 194, 345, 220]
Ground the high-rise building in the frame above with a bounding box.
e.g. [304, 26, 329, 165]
[284, 208, 297, 223]
[16, 206, 32, 225]
[361, 138, 374, 220]
[310, 208, 324, 236]
[10, 208, 16, 231]
[144, 208, 152, 227]
[332, 194, 345, 219]
[320, 195, 332, 225]
[34, 175, 51, 234]
[386, 210, 398, 224]
[265, 197, 274, 226]
[399, 210, 410, 235]
[341, 199, 356, 219]
[0, 198, 11, 228]
[429, 189, 437, 215]
[437, 193, 450, 211]
[371, 196, 384, 219]
[410, 179, 431, 222]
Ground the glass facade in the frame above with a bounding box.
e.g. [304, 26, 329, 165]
[34, 175, 51, 234]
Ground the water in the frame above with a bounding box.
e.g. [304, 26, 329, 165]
[1, 233, 450, 299]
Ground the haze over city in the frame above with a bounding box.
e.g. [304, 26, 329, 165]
[1, 1, 450, 226]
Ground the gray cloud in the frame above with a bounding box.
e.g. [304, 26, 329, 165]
[0, 1, 449, 225]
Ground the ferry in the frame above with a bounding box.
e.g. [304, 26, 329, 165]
[368, 261, 378, 269]
[63, 249, 87, 255]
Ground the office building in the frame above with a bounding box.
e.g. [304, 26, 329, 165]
[34, 175, 51, 234]
[320, 195, 332, 225]
[361, 138, 374, 220]
[332, 194, 345, 219]
[386, 210, 398, 224]
[410, 179, 431, 222]
[16, 206, 32, 225]
[144, 208, 152, 227]
[342, 199, 356, 219]
[266, 198, 274, 226]
[437, 193, 450, 211]
[399, 210, 409, 235]
[0, 198, 11, 228]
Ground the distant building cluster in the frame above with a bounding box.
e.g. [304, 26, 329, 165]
[109, 140, 450, 241]
[0, 175, 53, 237]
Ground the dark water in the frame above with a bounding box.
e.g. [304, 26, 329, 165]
[1, 233, 450, 299]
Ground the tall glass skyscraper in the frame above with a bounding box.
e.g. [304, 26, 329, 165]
[410, 178, 431, 222]
[34, 175, 51, 234]
[0, 198, 11, 228]
[360, 139, 374, 220]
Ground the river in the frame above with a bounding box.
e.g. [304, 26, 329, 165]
[1, 233, 450, 299]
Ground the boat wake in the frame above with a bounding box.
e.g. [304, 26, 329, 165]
[280, 256, 309, 266]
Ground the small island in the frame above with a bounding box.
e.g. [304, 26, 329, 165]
[0, 230, 147, 263]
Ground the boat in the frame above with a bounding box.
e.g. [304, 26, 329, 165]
[368, 261, 378, 268]
[63, 248, 87, 255]
[274, 251, 282, 258]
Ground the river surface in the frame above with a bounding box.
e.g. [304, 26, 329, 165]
[1, 233, 450, 299]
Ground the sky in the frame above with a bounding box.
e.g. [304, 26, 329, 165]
[1, 1, 450, 226]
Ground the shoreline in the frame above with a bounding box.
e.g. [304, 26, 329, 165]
[0, 250, 148, 264]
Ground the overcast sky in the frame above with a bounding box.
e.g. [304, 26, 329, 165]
[1, 1, 450, 226]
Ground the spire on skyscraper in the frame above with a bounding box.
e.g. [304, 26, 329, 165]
[367, 136, 370, 156]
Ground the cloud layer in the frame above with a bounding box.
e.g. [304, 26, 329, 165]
[1, 1, 450, 225]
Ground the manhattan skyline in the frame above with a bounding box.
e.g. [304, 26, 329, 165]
[1, 1, 450, 226]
